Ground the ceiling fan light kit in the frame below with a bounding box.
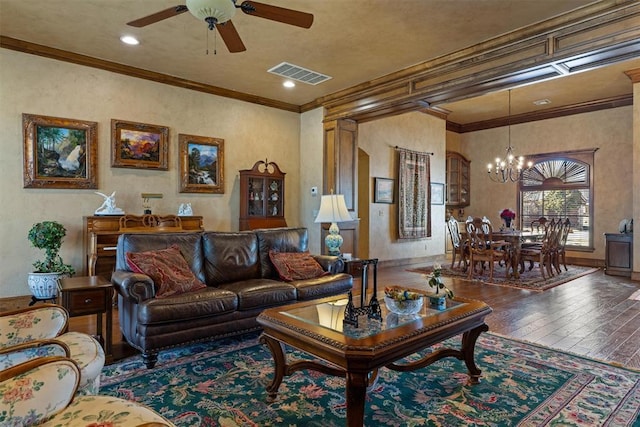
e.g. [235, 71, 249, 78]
[186, 0, 236, 24]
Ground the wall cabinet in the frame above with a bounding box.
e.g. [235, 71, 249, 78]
[239, 160, 287, 230]
[446, 151, 470, 208]
[604, 233, 633, 277]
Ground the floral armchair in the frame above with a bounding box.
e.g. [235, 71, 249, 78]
[0, 304, 104, 395]
[0, 356, 175, 426]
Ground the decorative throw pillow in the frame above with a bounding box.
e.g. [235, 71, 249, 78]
[126, 245, 206, 298]
[269, 250, 329, 282]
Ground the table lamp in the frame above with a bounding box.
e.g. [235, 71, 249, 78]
[314, 193, 352, 256]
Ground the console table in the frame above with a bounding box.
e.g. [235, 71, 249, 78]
[83, 215, 204, 278]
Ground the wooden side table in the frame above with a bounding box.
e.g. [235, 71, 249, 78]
[58, 276, 113, 359]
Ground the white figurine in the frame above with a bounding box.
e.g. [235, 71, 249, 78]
[94, 191, 125, 215]
[178, 203, 193, 216]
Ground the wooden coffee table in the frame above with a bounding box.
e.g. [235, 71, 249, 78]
[257, 294, 492, 427]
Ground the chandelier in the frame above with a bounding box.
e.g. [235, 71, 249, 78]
[487, 90, 532, 182]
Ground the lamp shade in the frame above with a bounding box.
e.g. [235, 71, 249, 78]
[186, 0, 236, 23]
[314, 194, 352, 223]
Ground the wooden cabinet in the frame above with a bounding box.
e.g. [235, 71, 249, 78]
[604, 233, 633, 277]
[446, 151, 470, 208]
[239, 160, 287, 230]
[83, 215, 204, 278]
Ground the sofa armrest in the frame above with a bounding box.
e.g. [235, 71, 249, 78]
[111, 270, 156, 303]
[312, 255, 345, 274]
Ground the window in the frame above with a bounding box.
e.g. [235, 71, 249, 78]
[518, 149, 596, 251]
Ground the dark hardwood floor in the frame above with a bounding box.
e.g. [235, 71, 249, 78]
[67, 262, 640, 370]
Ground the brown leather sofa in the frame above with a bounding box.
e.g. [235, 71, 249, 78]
[111, 227, 353, 368]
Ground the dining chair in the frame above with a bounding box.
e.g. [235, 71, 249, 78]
[520, 219, 559, 279]
[522, 216, 548, 248]
[446, 215, 468, 270]
[465, 218, 511, 280]
[555, 218, 571, 273]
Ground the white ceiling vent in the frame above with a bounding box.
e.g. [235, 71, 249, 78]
[268, 62, 332, 85]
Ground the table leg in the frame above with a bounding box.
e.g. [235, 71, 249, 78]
[346, 371, 368, 427]
[260, 334, 287, 402]
[460, 323, 489, 384]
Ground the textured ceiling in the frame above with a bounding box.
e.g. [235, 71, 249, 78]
[1, 0, 637, 124]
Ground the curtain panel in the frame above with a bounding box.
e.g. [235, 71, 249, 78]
[398, 149, 431, 239]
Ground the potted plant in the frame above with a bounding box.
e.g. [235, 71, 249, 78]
[426, 263, 454, 309]
[27, 221, 75, 299]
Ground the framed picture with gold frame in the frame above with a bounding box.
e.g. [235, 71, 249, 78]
[22, 113, 98, 189]
[179, 134, 224, 194]
[111, 119, 169, 170]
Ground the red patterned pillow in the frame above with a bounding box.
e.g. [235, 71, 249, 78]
[269, 250, 329, 282]
[126, 245, 206, 298]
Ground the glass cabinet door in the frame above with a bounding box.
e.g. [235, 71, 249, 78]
[248, 177, 265, 216]
[266, 179, 283, 217]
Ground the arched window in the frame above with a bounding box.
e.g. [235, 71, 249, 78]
[518, 149, 596, 250]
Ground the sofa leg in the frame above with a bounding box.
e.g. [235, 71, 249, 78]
[142, 351, 158, 369]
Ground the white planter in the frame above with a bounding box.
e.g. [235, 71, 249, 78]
[27, 272, 62, 299]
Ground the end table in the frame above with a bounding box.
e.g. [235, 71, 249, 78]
[58, 276, 113, 359]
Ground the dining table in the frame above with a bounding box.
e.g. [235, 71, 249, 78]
[492, 229, 545, 279]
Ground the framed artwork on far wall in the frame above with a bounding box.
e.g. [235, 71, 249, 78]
[179, 134, 225, 194]
[111, 119, 169, 170]
[431, 182, 445, 205]
[374, 177, 394, 203]
[22, 113, 98, 189]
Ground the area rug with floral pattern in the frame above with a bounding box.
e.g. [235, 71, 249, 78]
[100, 331, 640, 426]
[407, 264, 600, 291]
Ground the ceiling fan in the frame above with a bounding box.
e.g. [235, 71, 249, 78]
[127, 0, 313, 53]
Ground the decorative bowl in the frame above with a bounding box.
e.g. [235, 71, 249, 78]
[384, 295, 424, 315]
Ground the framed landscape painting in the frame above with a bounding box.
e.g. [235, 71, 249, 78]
[22, 113, 98, 189]
[374, 177, 394, 203]
[179, 134, 224, 194]
[111, 119, 168, 170]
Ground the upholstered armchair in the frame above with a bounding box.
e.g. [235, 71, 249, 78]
[0, 304, 104, 395]
[0, 356, 175, 426]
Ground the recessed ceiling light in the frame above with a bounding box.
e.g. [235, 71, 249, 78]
[283, 80, 295, 88]
[120, 35, 139, 46]
[533, 99, 551, 106]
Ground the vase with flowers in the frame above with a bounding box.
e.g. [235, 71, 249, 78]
[426, 263, 454, 309]
[500, 208, 516, 229]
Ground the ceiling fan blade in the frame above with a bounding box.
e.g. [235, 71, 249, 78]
[217, 20, 247, 53]
[239, 1, 313, 28]
[127, 5, 188, 27]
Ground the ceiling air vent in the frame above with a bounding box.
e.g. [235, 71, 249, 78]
[268, 62, 332, 85]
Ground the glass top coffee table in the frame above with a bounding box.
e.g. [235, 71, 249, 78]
[257, 293, 492, 427]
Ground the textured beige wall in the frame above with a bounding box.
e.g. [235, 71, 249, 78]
[358, 112, 447, 262]
[459, 106, 634, 261]
[0, 49, 301, 298]
[299, 108, 325, 254]
[633, 81, 640, 278]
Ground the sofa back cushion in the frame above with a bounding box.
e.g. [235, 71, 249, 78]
[202, 232, 261, 285]
[255, 227, 309, 279]
[116, 232, 205, 283]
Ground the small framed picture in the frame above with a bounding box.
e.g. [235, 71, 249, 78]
[111, 119, 169, 170]
[22, 113, 98, 189]
[374, 177, 394, 204]
[179, 134, 224, 194]
[431, 182, 445, 205]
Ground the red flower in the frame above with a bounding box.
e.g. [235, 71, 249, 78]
[500, 209, 516, 220]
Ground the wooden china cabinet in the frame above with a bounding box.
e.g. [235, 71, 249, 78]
[239, 159, 287, 230]
[446, 151, 471, 211]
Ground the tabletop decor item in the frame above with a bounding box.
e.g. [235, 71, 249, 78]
[383, 286, 424, 315]
[426, 263, 454, 309]
[500, 208, 516, 228]
[27, 220, 75, 301]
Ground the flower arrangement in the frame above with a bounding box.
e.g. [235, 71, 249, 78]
[426, 263, 454, 299]
[500, 209, 516, 220]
